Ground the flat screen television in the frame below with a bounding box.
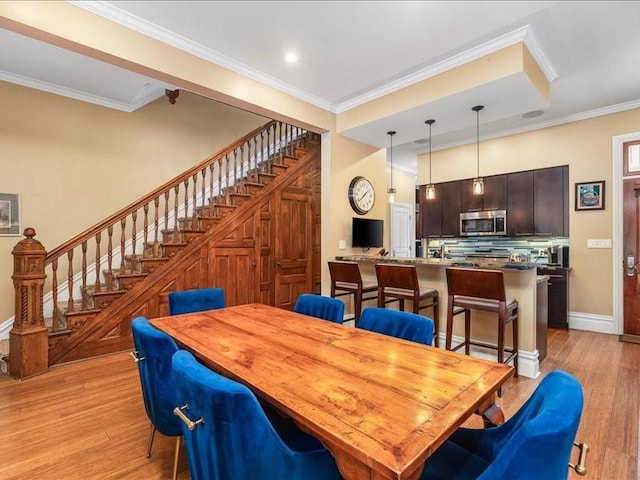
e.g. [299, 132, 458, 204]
[352, 217, 383, 249]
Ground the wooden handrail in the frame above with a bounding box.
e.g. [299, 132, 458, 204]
[45, 120, 277, 264]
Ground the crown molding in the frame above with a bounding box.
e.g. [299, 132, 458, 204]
[522, 26, 558, 82]
[69, 1, 336, 112]
[71, 3, 556, 116]
[336, 25, 555, 113]
[426, 98, 640, 156]
[0, 68, 165, 112]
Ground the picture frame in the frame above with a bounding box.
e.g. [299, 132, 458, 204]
[575, 181, 605, 211]
[0, 193, 21, 236]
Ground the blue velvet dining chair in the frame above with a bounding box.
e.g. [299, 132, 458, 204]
[358, 307, 434, 346]
[293, 293, 345, 323]
[420, 370, 586, 479]
[168, 287, 226, 315]
[130, 317, 183, 480]
[171, 350, 343, 480]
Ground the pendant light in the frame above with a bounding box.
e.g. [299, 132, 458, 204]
[472, 105, 484, 195]
[387, 130, 397, 203]
[424, 119, 436, 200]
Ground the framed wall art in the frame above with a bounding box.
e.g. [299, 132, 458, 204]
[0, 193, 20, 236]
[575, 181, 605, 211]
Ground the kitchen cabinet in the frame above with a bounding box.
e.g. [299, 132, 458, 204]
[460, 179, 483, 212]
[537, 266, 569, 329]
[419, 182, 460, 238]
[440, 181, 461, 237]
[419, 166, 567, 239]
[507, 170, 534, 236]
[461, 175, 507, 212]
[419, 184, 441, 238]
[534, 166, 568, 236]
[483, 175, 508, 211]
[562, 165, 569, 236]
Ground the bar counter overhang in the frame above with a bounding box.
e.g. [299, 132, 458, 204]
[335, 255, 545, 379]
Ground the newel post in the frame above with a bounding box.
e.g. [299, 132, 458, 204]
[10, 227, 48, 378]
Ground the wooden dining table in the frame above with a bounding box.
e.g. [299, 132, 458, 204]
[150, 303, 513, 480]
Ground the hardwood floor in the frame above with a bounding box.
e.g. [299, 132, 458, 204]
[0, 328, 637, 479]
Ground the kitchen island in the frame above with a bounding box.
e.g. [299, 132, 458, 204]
[335, 255, 545, 379]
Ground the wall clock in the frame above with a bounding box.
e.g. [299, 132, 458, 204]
[348, 176, 375, 215]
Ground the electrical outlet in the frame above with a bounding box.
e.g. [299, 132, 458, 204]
[338, 240, 346, 250]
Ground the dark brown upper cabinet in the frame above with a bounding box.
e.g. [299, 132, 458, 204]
[461, 175, 507, 212]
[507, 170, 534, 236]
[419, 166, 567, 238]
[534, 166, 569, 236]
[482, 175, 508, 211]
[419, 184, 441, 238]
[440, 181, 461, 237]
[460, 179, 484, 212]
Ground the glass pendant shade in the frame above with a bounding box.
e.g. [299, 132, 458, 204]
[425, 184, 436, 199]
[388, 188, 396, 203]
[472, 105, 484, 196]
[472, 177, 484, 195]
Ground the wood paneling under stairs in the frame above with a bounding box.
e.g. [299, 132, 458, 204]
[0, 328, 637, 479]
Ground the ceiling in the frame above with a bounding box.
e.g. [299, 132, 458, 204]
[2, 1, 640, 172]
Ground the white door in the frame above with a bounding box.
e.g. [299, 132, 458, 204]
[390, 202, 414, 257]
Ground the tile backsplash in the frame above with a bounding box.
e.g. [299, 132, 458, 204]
[422, 237, 569, 265]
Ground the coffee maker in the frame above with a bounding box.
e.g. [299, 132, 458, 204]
[547, 245, 570, 267]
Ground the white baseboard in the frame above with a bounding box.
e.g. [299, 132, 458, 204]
[569, 311, 614, 334]
[436, 333, 539, 379]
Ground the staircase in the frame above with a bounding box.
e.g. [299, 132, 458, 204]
[7, 120, 321, 375]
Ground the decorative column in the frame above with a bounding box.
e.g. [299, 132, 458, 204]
[10, 228, 48, 378]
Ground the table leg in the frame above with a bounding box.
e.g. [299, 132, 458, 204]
[324, 440, 423, 480]
[475, 395, 505, 427]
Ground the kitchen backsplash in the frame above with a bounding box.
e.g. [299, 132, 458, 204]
[423, 237, 570, 265]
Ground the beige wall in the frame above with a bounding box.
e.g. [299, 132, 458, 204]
[0, 82, 265, 322]
[417, 107, 640, 317]
[2, 1, 636, 328]
[0, 1, 335, 135]
[320, 135, 417, 282]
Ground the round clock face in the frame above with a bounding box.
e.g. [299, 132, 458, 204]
[348, 176, 375, 214]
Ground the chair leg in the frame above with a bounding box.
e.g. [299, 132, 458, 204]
[464, 309, 470, 355]
[446, 296, 454, 350]
[354, 291, 362, 326]
[513, 314, 519, 378]
[432, 295, 439, 348]
[146, 424, 156, 458]
[172, 436, 181, 480]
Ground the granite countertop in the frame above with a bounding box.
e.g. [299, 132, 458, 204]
[335, 255, 538, 271]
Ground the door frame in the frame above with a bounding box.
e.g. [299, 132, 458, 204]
[613, 131, 640, 335]
[390, 202, 415, 257]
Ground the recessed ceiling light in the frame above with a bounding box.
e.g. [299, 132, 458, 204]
[284, 52, 298, 63]
[522, 109, 545, 119]
[414, 138, 429, 144]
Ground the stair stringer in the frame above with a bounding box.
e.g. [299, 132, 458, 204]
[48, 143, 321, 365]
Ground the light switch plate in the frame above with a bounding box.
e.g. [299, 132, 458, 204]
[587, 238, 611, 248]
[338, 240, 346, 250]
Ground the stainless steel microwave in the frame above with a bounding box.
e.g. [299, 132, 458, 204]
[460, 210, 507, 236]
